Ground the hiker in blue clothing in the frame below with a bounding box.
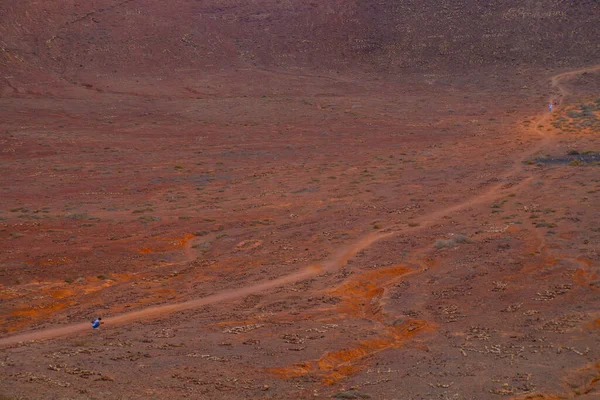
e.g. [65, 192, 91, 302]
[91, 317, 102, 329]
[549, 103, 553, 112]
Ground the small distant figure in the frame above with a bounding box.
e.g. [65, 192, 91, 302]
[549, 103, 553, 112]
[553, 100, 558, 105]
[91, 317, 102, 329]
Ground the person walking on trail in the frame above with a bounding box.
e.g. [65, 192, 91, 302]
[92, 317, 102, 329]
[549, 103, 553, 112]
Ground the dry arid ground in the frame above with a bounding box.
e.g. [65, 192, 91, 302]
[1, 1, 600, 399]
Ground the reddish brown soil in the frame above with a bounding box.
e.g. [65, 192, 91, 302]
[1, 1, 600, 399]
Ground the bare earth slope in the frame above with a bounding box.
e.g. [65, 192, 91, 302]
[1, 1, 600, 399]
[2, 0, 600, 94]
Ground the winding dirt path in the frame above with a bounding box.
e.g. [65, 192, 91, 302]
[1, 64, 598, 348]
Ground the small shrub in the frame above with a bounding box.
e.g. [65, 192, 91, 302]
[132, 208, 153, 214]
[567, 150, 580, 155]
[138, 215, 161, 223]
[64, 213, 90, 220]
[408, 222, 420, 227]
[536, 221, 557, 228]
[435, 234, 470, 248]
[333, 392, 371, 399]
[435, 239, 455, 248]
[453, 234, 470, 243]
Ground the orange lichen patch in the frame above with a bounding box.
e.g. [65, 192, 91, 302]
[330, 265, 411, 321]
[308, 263, 324, 273]
[267, 265, 432, 384]
[235, 239, 263, 251]
[423, 257, 440, 269]
[322, 365, 364, 385]
[560, 361, 600, 398]
[506, 224, 521, 233]
[572, 263, 599, 290]
[269, 320, 433, 384]
[270, 362, 313, 379]
[577, 258, 595, 267]
[12, 302, 67, 318]
[543, 256, 559, 267]
[191, 273, 217, 282]
[0, 286, 21, 300]
[321, 320, 432, 384]
[81, 281, 118, 295]
[333, 281, 384, 319]
[171, 233, 196, 248]
[50, 289, 73, 299]
[137, 233, 196, 254]
[36, 256, 73, 267]
[8, 302, 71, 332]
[559, 231, 578, 240]
[0, 281, 67, 303]
[514, 255, 559, 277]
[334, 265, 411, 289]
[1, 273, 137, 332]
[512, 395, 561, 400]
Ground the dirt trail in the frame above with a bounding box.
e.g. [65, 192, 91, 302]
[0, 232, 386, 346]
[1, 64, 598, 348]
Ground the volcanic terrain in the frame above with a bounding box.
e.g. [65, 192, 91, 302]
[1, 1, 600, 399]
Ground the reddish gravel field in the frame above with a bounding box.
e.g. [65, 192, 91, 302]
[1, 1, 600, 399]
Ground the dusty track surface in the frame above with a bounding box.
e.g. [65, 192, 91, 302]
[1, 42, 600, 400]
